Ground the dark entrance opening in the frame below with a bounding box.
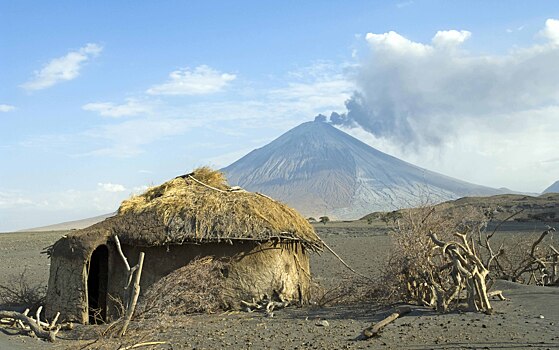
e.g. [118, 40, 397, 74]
[88, 245, 108, 324]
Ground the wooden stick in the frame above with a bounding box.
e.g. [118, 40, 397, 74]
[0, 310, 60, 342]
[362, 306, 411, 339]
[121, 341, 168, 350]
[49, 312, 60, 329]
[15, 308, 30, 329]
[36, 305, 43, 326]
[240, 299, 261, 311]
[121, 252, 145, 336]
[188, 175, 226, 193]
[114, 235, 131, 272]
[487, 290, 506, 300]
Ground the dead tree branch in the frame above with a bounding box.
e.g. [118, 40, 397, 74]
[121, 251, 145, 336]
[362, 306, 411, 338]
[0, 310, 60, 342]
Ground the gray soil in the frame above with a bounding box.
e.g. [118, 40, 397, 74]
[1, 223, 558, 349]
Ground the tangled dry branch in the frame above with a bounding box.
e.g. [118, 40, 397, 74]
[0, 307, 67, 342]
[383, 207, 495, 313]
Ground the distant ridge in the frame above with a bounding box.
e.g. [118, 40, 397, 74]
[543, 181, 559, 194]
[19, 213, 114, 232]
[223, 120, 508, 219]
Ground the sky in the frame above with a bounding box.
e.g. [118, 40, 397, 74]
[1, 1, 558, 232]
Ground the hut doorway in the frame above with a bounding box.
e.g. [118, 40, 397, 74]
[87, 245, 109, 324]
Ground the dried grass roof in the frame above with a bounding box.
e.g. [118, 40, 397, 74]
[56, 167, 322, 254]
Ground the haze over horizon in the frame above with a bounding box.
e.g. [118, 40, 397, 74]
[1, 1, 559, 232]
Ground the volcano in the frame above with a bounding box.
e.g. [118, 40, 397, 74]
[222, 120, 506, 219]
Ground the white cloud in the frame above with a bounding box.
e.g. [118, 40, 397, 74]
[0, 104, 15, 112]
[21, 60, 352, 158]
[432, 30, 471, 47]
[541, 18, 559, 45]
[97, 182, 126, 193]
[21, 43, 102, 91]
[365, 31, 432, 56]
[146, 65, 236, 95]
[82, 99, 153, 117]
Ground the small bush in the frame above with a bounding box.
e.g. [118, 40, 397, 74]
[0, 268, 46, 310]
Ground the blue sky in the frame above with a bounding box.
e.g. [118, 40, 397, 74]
[1, 1, 559, 231]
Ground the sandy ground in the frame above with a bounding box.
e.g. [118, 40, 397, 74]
[1, 224, 558, 349]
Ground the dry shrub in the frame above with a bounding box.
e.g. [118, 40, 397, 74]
[0, 268, 46, 310]
[138, 257, 228, 317]
[378, 206, 491, 312]
[486, 227, 558, 285]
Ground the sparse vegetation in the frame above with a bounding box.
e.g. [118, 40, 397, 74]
[0, 268, 46, 310]
[377, 207, 495, 313]
[319, 216, 330, 225]
[371, 203, 559, 314]
[479, 224, 558, 285]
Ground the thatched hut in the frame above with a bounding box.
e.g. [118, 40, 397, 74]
[45, 168, 322, 324]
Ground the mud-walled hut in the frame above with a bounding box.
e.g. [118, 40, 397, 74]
[45, 167, 322, 324]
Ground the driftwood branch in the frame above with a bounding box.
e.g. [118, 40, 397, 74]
[120, 341, 168, 350]
[49, 312, 60, 329]
[0, 310, 60, 342]
[487, 290, 506, 300]
[362, 306, 411, 339]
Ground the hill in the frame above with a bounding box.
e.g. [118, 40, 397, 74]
[362, 193, 559, 223]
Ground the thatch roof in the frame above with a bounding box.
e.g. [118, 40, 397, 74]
[52, 167, 322, 257]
